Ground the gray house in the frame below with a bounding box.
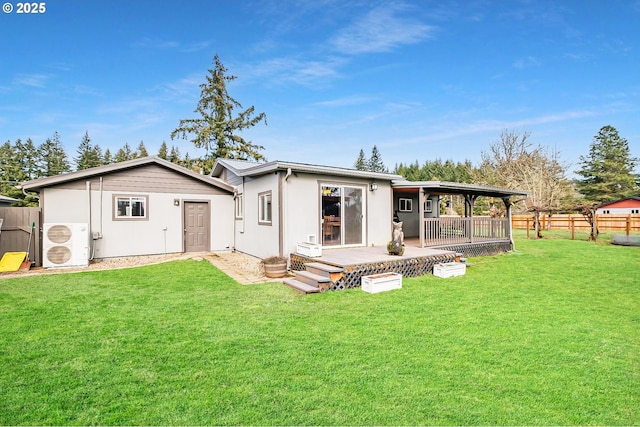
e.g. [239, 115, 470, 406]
[21, 156, 525, 269]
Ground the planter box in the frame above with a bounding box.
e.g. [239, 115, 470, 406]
[433, 262, 466, 278]
[361, 272, 402, 293]
[296, 242, 322, 257]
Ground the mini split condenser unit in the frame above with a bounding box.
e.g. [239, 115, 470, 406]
[43, 223, 90, 268]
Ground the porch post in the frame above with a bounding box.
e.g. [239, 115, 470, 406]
[464, 194, 477, 243]
[503, 196, 514, 250]
[419, 189, 425, 247]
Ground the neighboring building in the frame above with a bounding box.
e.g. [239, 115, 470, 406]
[596, 197, 640, 215]
[0, 195, 19, 207]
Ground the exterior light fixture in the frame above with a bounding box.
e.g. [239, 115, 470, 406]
[173, 199, 180, 206]
[369, 182, 378, 191]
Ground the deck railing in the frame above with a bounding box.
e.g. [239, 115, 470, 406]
[422, 217, 509, 246]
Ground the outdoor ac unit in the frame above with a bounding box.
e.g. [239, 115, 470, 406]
[43, 223, 90, 268]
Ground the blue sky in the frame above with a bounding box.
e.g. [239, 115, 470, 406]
[1, 0, 639, 171]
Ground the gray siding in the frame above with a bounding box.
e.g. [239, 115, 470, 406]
[50, 164, 228, 195]
[220, 168, 243, 186]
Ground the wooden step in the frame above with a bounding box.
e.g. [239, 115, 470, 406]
[283, 279, 320, 294]
[294, 270, 331, 287]
[305, 262, 344, 284]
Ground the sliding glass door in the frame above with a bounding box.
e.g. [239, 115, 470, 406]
[321, 184, 365, 247]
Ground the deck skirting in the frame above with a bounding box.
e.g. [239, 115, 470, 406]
[291, 251, 455, 291]
[429, 240, 512, 257]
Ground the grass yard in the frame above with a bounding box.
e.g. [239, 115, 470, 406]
[1, 234, 638, 425]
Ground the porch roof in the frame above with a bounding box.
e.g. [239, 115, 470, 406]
[391, 180, 528, 198]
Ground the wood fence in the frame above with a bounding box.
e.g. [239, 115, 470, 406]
[512, 213, 640, 238]
[0, 207, 42, 267]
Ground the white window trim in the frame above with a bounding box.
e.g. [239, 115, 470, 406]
[258, 191, 272, 225]
[398, 198, 413, 212]
[235, 193, 244, 220]
[113, 194, 149, 221]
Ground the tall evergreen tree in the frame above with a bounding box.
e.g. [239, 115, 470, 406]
[158, 141, 168, 160]
[103, 148, 113, 165]
[368, 145, 387, 173]
[75, 131, 101, 170]
[354, 149, 367, 170]
[20, 138, 40, 180]
[170, 54, 267, 163]
[0, 140, 20, 200]
[168, 146, 181, 164]
[136, 141, 148, 158]
[38, 132, 70, 176]
[93, 144, 104, 165]
[115, 143, 134, 163]
[576, 125, 638, 203]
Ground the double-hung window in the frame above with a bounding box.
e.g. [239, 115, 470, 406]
[114, 195, 148, 220]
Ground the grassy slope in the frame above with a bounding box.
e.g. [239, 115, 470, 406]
[0, 236, 638, 425]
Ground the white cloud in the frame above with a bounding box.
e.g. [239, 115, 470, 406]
[314, 95, 377, 107]
[330, 4, 435, 54]
[241, 56, 346, 88]
[13, 73, 52, 88]
[132, 37, 210, 53]
[513, 56, 541, 69]
[403, 109, 598, 145]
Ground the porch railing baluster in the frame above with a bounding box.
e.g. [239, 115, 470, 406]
[422, 217, 508, 247]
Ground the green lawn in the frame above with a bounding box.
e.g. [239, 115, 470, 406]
[1, 235, 638, 425]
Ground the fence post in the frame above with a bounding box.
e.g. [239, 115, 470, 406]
[627, 214, 631, 236]
[526, 218, 530, 239]
[570, 216, 575, 240]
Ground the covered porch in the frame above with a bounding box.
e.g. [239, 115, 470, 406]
[391, 180, 527, 253]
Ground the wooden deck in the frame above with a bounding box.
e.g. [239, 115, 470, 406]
[289, 245, 457, 292]
[308, 244, 454, 267]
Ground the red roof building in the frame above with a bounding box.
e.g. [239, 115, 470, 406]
[596, 197, 640, 214]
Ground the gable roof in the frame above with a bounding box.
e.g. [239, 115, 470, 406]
[597, 196, 640, 209]
[21, 156, 234, 193]
[211, 158, 404, 181]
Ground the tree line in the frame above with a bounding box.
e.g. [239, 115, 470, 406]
[0, 131, 199, 206]
[354, 125, 639, 237]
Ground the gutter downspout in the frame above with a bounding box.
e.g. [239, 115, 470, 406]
[283, 168, 293, 258]
[86, 181, 95, 260]
[99, 177, 103, 238]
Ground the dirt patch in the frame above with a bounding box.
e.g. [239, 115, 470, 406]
[0, 251, 273, 284]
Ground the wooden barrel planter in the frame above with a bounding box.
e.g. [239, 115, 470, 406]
[262, 256, 288, 278]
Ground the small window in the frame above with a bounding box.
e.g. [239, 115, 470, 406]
[259, 191, 272, 225]
[235, 194, 244, 219]
[398, 198, 413, 212]
[114, 195, 148, 220]
[425, 199, 433, 213]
